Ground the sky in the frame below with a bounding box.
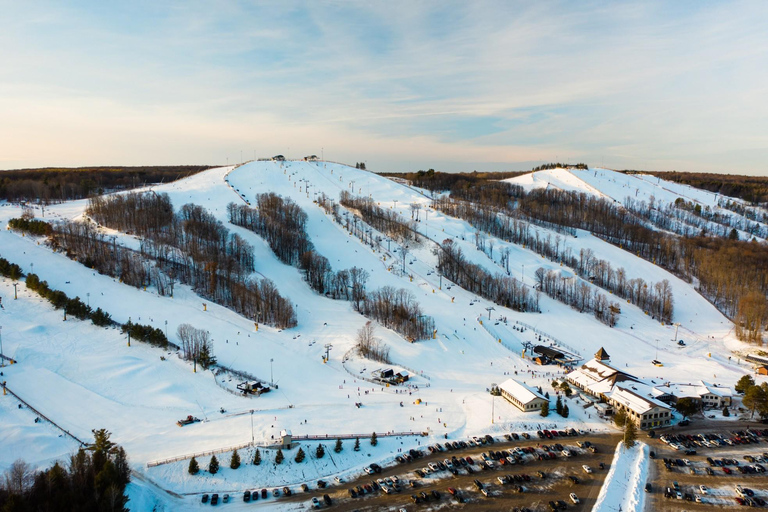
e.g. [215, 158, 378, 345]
[0, 1, 767, 175]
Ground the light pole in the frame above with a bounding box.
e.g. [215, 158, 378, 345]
[87, 293, 90, 308]
[0, 326, 4, 368]
[13, 283, 18, 300]
[165, 320, 168, 339]
[270, 358, 274, 385]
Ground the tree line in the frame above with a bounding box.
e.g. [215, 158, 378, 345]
[0, 165, 212, 204]
[637, 170, 768, 205]
[432, 198, 673, 324]
[447, 181, 765, 341]
[54, 192, 296, 329]
[0, 429, 129, 512]
[230, 193, 435, 341]
[339, 191, 420, 245]
[436, 239, 539, 314]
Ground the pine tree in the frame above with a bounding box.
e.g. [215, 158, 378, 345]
[253, 448, 261, 465]
[545, 391, 550, 399]
[188, 456, 199, 475]
[613, 409, 628, 427]
[540, 402, 549, 417]
[354, 438, 360, 451]
[623, 420, 637, 449]
[208, 455, 219, 474]
[275, 449, 284, 465]
[230, 449, 241, 469]
[370, 432, 378, 447]
[316, 444, 325, 459]
[723, 406, 730, 417]
[295, 448, 305, 463]
[334, 439, 343, 453]
[555, 396, 563, 415]
[562, 404, 569, 418]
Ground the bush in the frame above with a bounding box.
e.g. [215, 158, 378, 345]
[275, 449, 284, 465]
[91, 307, 112, 326]
[370, 432, 377, 447]
[315, 444, 325, 459]
[334, 439, 342, 453]
[540, 402, 549, 417]
[295, 448, 305, 463]
[0, 257, 23, 280]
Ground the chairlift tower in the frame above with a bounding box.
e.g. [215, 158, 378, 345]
[323, 344, 333, 363]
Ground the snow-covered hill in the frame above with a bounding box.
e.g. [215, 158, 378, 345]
[0, 161, 762, 509]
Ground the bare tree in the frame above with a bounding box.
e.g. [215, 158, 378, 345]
[4, 459, 32, 495]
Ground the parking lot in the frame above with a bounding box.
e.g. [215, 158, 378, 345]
[646, 426, 768, 511]
[280, 431, 622, 511]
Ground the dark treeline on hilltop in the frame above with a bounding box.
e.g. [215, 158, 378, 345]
[628, 171, 768, 205]
[379, 169, 528, 192]
[0, 165, 213, 203]
[442, 180, 767, 343]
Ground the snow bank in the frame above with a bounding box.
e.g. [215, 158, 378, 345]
[592, 441, 649, 512]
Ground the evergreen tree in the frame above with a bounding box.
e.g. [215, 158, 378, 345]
[208, 455, 219, 475]
[736, 375, 756, 394]
[623, 420, 637, 449]
[316, 444, 325, 459]
[545, 391, 550, 399]
[562, 404, 569, 418]
[188, 456, 199, 475]
[555, 395, 563, 415]
[540, 401, 549, 417]
[354, 438, 360, 451]
[370, 432, 378, 447]
[230, 449, 241, 469]
[723, 406, 730, 417]
[613, 409, 628, 427]
[675, 397, 699, 419]
[295, 448, 305, 463]
[275, 449, 284, 465]
[334, 438, 343, 453]
[253, 448, 261, 465]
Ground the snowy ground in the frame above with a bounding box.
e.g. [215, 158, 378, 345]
[593, 441, 650, 512]
[0, 162, 763, 510]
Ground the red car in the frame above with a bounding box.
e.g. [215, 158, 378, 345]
[447, 487, 457, 496]
[723, 467, 732, 475]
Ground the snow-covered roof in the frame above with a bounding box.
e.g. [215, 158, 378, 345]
[281, 429, 292, 437]
[655, 380, 732, 399]
[610, 386, 670, 415]
[499, 379, 547, 405]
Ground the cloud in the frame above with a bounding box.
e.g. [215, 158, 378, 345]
[0, 1, 766, 174]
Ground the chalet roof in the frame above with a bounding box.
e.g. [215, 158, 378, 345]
[610, 386, 670, 415]
[499, 379, 547, 405]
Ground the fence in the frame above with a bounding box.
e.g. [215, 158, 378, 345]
[3, 385, 86, 446]
[146, 431, 427, 468]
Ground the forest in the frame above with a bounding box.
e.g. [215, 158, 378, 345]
[0, 165, 212, 204]
[53, 192, 297, 329]
[637, 170, 768, 205]
[0, 430, 130, 512]
[441, 180, 765, 342]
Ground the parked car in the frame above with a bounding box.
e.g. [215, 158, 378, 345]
[211, 493, 219, 505]
[570, 492, 580, 504]
[201, 494, 209, 504]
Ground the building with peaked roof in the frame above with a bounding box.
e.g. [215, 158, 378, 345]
[498, 379, 549, 413]
[566, 357, 673, 429]
[609, 386, 672, 430]
[654, 381, 733, 409]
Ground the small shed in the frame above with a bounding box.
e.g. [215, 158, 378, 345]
[757, 366, 768, 376]
[594, 347, 610, 361]
[280, 429, 292, 449]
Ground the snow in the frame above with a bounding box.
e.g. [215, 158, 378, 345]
[592, 441, 650, 512]
[0, 161, 763, 509]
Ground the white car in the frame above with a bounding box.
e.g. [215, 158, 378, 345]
[365, 466, 375, 475]
[334, 476, 343, 484]
[570, 493, 580, 504]
[695, 494, 703, 503]
[582, 465, 593, 474]
[312, 497, 321, 509]
[481, 488, 490, 497]
[428, 462, 439, 471]
[699, 485, 708, 495]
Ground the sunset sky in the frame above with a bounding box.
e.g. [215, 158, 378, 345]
[1, 1, 766, 174]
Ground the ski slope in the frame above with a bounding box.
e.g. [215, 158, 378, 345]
[0, 161, 762, 509]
